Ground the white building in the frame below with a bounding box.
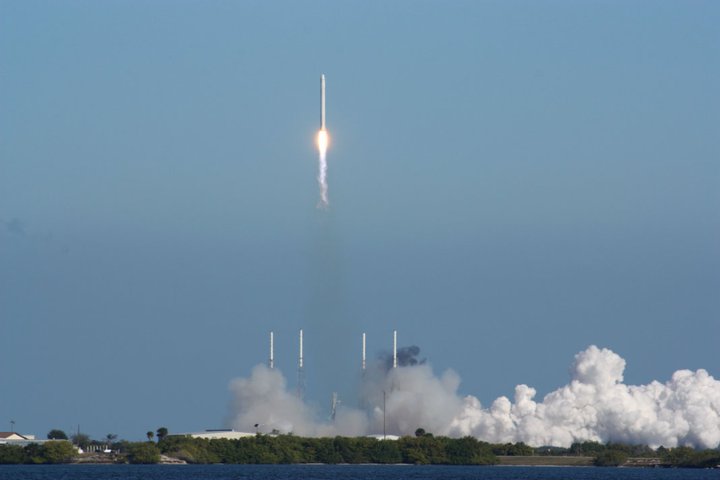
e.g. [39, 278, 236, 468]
[0, 432, 29, 443]
[172, 429, 256, 440]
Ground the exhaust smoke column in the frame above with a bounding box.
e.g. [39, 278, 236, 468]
[316, 74, 330, 208]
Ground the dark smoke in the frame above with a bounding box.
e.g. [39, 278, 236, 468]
[382, 345, 426, 371]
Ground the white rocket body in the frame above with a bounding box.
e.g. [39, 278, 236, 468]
[321, 74, 326, 130]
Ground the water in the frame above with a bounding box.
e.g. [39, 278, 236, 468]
[0, 465, 717, 480]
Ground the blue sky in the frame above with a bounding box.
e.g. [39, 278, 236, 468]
[1, 0, 718, 441]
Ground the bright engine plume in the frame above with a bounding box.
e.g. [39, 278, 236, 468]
[316, 74, 330, 209]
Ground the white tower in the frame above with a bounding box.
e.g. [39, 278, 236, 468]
[362, 332, 366, 371]
[297, 329, 306, 399]
[299, 329, 304, 369]
[269, 331, 274, 369]
[393, 330, 398, 369]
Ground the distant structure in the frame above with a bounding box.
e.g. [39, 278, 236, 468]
[0, 432, 59, 448]
[297, 329, 305, 399]
[171, 429, 255, 440]
[0, 432, 29, 443]
[330, 392, 340, 421]
[366, 434, 400, 441]
[269, 331, 274, 369]
[362, 332, 366, 372]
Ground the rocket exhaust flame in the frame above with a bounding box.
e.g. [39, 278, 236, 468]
[317, 131, 329, 209]
[316, 74, 330, 209]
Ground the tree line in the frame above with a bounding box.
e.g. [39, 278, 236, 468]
[1, 432, 718, 467]
[158, 434, 498, 465]
[157, 435, 720, 467]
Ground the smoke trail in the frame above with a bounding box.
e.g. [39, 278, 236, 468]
[227, 345, 720, 449]
[317, 147, 328, 209]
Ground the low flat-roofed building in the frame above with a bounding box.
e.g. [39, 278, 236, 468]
[365, 434, 400, 441]
[172, 429, 256, 440]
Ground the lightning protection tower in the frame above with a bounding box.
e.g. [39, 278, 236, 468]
[297, 329, 306, 399]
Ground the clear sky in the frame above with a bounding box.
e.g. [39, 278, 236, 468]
[1, 0, 718, 441]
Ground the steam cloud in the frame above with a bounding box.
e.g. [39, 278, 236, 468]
[228, 345, 720, 449]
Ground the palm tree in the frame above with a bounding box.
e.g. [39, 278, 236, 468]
[156, 427, 168, 441]
[146, 431, 154, 442]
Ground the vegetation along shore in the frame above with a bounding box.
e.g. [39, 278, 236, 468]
[1, 429, 719, 468]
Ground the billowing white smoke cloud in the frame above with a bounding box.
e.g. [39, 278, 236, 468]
[227, 346, 720, 449]
[227, 364, 366, 437]
[450, 346, 720, 449]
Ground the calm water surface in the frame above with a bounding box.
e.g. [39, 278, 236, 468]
[0, 465, 718, 480]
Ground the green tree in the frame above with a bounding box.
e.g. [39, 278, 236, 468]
[23, 443, 45, 464]
[47, 429, 68, 440]
[399, 438, 430, 465]
[415, 428, 426, 437]
[660, 446, 720, 468]
[71, 433, 91, 449]
[507, 442, 534, 456]
[0, 445, 25, 464]
[127, 442, 161, 464]
[570, 441, 604, 456]
[314, 437, 341, 464]
[445, 437, 497, 465]
[41, 441, 77, 464]
[593, 450, 628, 467]
[369, 440, 402, 464]
[146, 431, 155, 442]
[333, 436, 372, 463]
[156, 427, 168, 442]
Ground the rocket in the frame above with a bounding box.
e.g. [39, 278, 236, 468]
[316, 74, 330, 207]
[320, 74, 326, 131]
